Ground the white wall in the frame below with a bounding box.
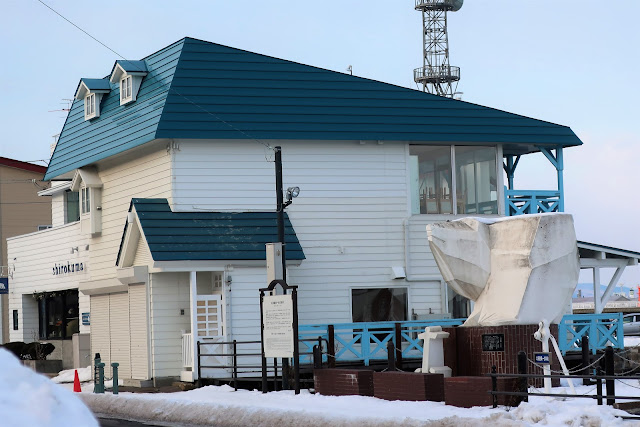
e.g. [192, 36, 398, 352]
[173, 140, 445, 327]
[149, 272, 191, 379]
[88, 145, 172, 281]
[7, 223, 90, 342]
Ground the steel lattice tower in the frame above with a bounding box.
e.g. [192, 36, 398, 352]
[413, 0, 463, 98]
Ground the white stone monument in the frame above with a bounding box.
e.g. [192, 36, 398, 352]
[427, 213, 579, 327]
[418, 326, 452, 377]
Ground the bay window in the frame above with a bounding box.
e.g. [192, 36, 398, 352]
[410, 145, 498, 215]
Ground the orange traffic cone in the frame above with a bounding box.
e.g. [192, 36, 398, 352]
[73, 369, 81, 393]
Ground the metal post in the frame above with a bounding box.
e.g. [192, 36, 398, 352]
[328, 325, 336, 368]
[605, 346, 615, 405]
[491, 365, 497, 408]
[387, 341, 395, 372]
[233, 340, 238, 392]
[197, 341, 202, 383]
[274, 146, 290, 390]
[93, 353, 101, 394]
[581, 335, 591, 385]
[313, 345, 322, 370]
[517, 351, 528, 403]
[273, 358, 279, 391]
[394, 322, 403, 370]
[260, 290, 267, 394]
[111, 363, 119, 395]
[597, 377, 603, 405]
[292, 287, 300, 395]
[97, 363, 105, 394]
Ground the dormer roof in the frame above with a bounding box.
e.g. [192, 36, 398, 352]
[109, 60, 148, 83]
[74, 78, 111, 100]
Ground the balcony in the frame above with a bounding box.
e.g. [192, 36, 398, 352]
[505, 189, 563, 216]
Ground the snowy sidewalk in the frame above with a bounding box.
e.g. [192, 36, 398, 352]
[57, 381, 636, 427]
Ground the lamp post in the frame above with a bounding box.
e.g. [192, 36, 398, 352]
[273, 146, 300, 390]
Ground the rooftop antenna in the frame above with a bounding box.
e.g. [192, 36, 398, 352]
[413, 0, 463, 98]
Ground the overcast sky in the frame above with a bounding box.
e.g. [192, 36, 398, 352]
[2, 0, 639, 287]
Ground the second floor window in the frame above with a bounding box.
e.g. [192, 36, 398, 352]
[81, 187, 90, 214]
[410, 145, 498, 215]
[120, 75, 132, 103]
[84, 93, 96, 119]
[64, 190, 80, 224]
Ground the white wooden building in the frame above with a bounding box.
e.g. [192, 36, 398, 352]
[7, 37, 583, 384]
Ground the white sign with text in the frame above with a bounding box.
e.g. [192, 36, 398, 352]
[263, 294, 294, 358]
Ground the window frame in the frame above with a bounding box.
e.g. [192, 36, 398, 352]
[120, 75, 133, 104]
[37, 290, 80, 340]
[84, 93, 96, 120]
[81, 186, 91, 215]
[410, 144, 500, 215]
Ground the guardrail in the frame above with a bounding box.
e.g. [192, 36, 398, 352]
[558, 312, 624, 355]
[504, 188, 562, 216]
[299, 319, 465, 366]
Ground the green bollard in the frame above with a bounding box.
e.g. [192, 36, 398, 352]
[111, 363, 119, 395]
[96, 363, 105, 394]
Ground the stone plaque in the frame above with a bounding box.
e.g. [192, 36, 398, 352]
[481, 333, 505, 352]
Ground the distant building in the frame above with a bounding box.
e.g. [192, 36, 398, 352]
[0, 157, 51, 343]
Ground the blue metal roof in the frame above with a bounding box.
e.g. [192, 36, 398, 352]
[112, 60, 148, 74]
[45, 37, 583, 181]
[119, 198, 305, 262]
[80, 78, 111, 91]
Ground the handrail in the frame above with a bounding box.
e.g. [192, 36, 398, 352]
[558, 313, 624, 355]
[504, 187, 562, 216]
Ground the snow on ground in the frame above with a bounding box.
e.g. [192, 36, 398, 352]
[0, 349, 98, 427]
[625, 336, 640, 348]
[57, 379, 638, 427]
[51, 365, 91, 384]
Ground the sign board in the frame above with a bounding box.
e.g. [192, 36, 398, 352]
[82, 312, 90, 326]
[481, 334, 505, 352]
[0, 278, 8, 295]
[263, 294, 294, 358]
[534, 352, 551, 364]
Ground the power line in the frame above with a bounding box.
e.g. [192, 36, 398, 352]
[35, 0, 274, 154]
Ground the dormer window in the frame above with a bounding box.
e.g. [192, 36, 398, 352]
[71, 168, 103, 236]
[75, 78, 111, 121]
[120, 75, 133, 104]
[110, 60, 148, 106]
[84, 93, 96, 119]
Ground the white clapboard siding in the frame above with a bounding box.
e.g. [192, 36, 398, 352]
[149, 272, 191, 378]
[7, 222, 89, 341]
[51, 192, 65, 227]
[109, 292, 131, 379]
[133, 234, 152, 266]
[171, 140, 441, 325]
[90, 294, 111, 374]
[129, 284, 149, 380]
[88, 146, 171, 281]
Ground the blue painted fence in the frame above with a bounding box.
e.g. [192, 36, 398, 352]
[299, 314, 624, 364]
[558, 312, 624, 355]
[505, 188, 562, 216]
[298, 319, 465, 365]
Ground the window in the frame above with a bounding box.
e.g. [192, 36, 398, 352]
[64, 190, 80, 224]
[84, 93, 96, 119]
[410, 145, 498, 215]
[351, 288, 408, 323]
[37, 290, 79, 340]
[81, 187, 90, 215]
[13, 310, 18, 331]
[37, 225, 52, 231]
[120, 75, 132, 103]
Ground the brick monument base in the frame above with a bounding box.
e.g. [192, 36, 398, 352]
[443, 324, 561, 387]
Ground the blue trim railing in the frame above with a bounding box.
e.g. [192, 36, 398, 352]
[558, 313, 624, 355]
[299, 314, 625, 364]
[505, 188, 562, 216]
[298, 319, 465, 365]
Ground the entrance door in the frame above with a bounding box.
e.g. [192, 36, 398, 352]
[195, 294, 223, 338]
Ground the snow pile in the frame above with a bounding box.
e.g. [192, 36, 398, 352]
[0, 349, 97, 427]
[51, 366, 91, 384]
